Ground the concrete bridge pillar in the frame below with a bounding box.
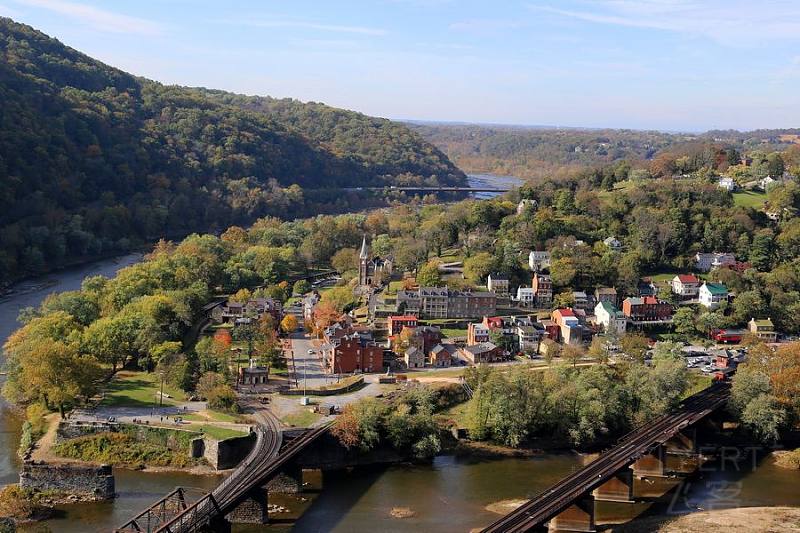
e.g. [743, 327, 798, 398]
[592, 469, 634, 503]
[226, 486, 269, 524]
[548, 496, 596, 532]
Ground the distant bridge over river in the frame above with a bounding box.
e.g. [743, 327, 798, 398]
[340, 186, 515, 193]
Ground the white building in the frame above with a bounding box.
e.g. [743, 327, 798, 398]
[487, 274, 510, 296]
[516, 287, 536, 306]
[718, 177, 736, 191]
[594, 301, 627, 335]
[695, 252, 736, 272]
[671, 274, 701, 298]
[603, 236, 622, 252]
[699, 282, 729, 309]
[759, 176, 776, 191]
[528, 250, 551, 271]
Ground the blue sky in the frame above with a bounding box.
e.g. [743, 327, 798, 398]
[2, 0, 800, 131]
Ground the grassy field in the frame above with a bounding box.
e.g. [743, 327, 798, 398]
[406, 367, 467, 379]
[193, 424, 247, 440]
[282, 408, 322, 428]
[100, 371, 187, 408]
[441, 328, 467, 338]
[733, 190, 768, 209]
[684, 372, 714, 398]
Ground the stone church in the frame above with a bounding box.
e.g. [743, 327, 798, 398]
[358, 236, 393, 288]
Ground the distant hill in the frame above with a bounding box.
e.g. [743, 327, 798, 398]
[0, 17, 464, 281]
[411, 122, 798, 181]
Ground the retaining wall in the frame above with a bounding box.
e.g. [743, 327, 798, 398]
[19, 461, 115, 500]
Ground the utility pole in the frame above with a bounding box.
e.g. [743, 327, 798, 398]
[159, 371, 165, 407]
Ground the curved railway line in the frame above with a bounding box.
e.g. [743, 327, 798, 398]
[481, 384, 730, 533]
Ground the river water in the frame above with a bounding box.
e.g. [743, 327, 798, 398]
[1, 176, 797, 531]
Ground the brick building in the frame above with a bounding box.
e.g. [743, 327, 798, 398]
[621, 296, 673, 322]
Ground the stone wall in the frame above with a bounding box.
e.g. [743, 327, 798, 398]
[195, 433, 256, 470]
[19, 461, 115, 500]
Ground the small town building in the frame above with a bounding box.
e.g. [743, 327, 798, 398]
[239, 363, 269, 386]
[603, 236, 622, 252]
[459, 342, 503, 364]
[404, 347, 425, 369]
[516, 286, 536, 306]
[671, 274, 701, 299]
[321, 333, 383, 374]
[467, 322, 491, 345]
[622, 296, 673, 322]
[695, 252, 736, 272]
[711, 328, 746, 344]
[594, 287, 617, 305]
[699, 282, 729, 309]
[532, 272, 553, 307]
[572, 291, 589, 310]
[748, 318, 777, 342]
[718, 177, 736, 191]
[487, 274, 510, 296]
[429, 344, 453, 367]
[528, 250, 551, 271]
[396, 287, 497, 319]
[638, 277, 657, 297]
[594, 301, 627, 335]
[388, 315, 418, 336]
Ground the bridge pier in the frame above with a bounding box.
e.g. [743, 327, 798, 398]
[267, 463, 304, 493]
[226, 486, 269, 525]
[632, 446, 668, 477]
[548, 496, 596, 532]
[592, 468, 634, 503]
[664, 428, 697, 455]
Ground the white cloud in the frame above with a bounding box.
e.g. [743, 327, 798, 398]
[529, 1, 800, 45]
[12, 0, 163, 35]
[237, 19, 386, 36]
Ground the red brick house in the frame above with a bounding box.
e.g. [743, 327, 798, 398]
[321, 334, 383, 374]
[388, 315, 418, 336]
[621, 296, 673, 322]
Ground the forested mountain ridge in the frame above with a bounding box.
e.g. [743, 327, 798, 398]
[412, 122, 800, 181]
[0, 17, 464, 282]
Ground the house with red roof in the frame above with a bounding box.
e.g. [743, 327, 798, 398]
[670, 274, 701, 299]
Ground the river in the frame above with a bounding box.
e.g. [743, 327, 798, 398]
[1, 175, 797, 531]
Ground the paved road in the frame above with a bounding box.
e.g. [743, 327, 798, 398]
[289, 332, 335, 389]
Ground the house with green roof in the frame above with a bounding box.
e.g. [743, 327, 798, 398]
[699, 282, 729, 309]
[748, 318, 777, 343]
[594, 300, 627, 334]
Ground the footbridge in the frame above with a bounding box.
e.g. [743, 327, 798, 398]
[115, 415, 330, 533]
[482, 383, 730, 532]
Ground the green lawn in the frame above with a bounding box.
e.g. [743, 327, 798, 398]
[100, 371, 187, 408]
[733, 190, 768, 209]
[194, 424, 247, 440]
[684, 372, 713, 399]
[441, 328, 467, 338]
[282, 409, 322, 428]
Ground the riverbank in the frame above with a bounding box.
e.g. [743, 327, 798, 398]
[610, 506, 800, 532]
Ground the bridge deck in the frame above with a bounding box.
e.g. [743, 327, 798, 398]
[481, 384, 730, 533]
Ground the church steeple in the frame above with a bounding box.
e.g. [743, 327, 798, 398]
[359, 235, 369, 259]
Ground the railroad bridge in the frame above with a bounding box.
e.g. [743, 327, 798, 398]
[481, 383, 731, 532]
[114, 418, 330, 533]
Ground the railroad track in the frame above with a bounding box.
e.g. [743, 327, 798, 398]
[151, 415, 330, 533]
[481, 384, 730, 533]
